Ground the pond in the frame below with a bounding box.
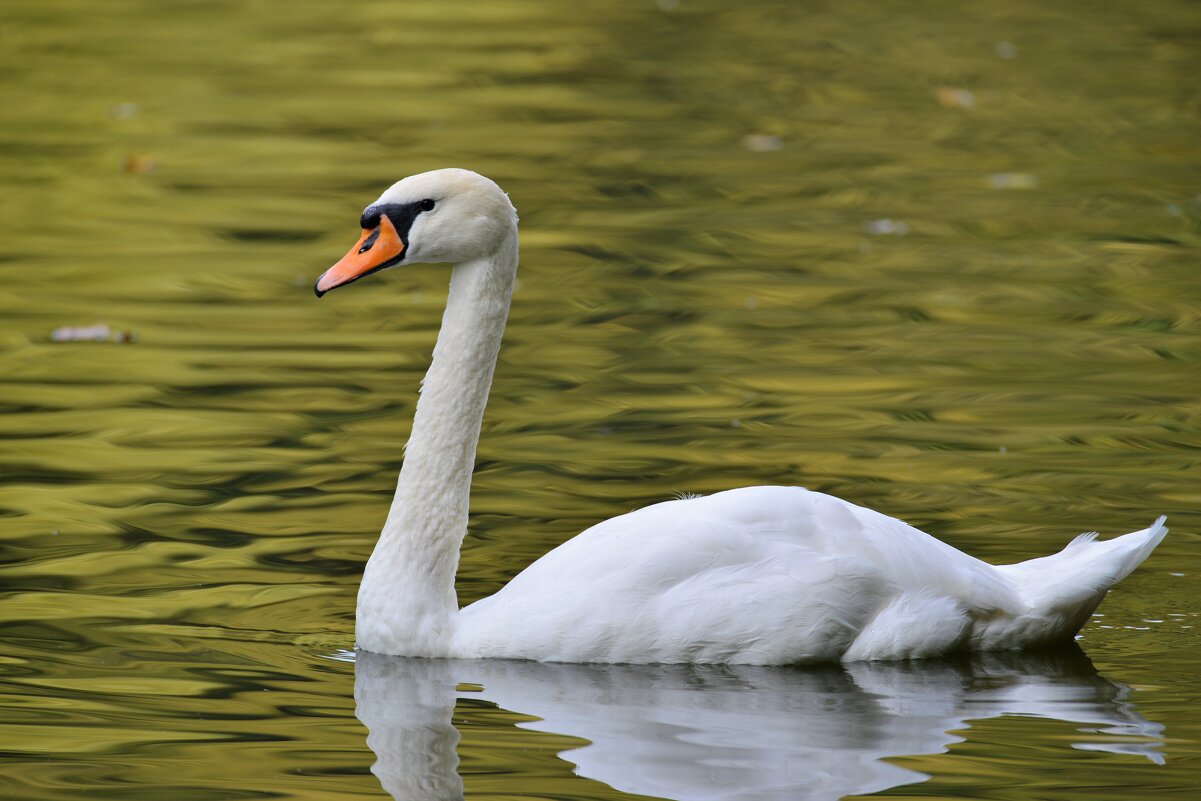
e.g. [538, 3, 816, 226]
[0, 0, 1198, 799]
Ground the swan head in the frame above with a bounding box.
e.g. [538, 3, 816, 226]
[314, 168, 517, 297]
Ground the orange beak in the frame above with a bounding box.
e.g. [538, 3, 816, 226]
[314, 215, 406, 297]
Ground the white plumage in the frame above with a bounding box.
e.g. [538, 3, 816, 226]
[313, 168, 1167, 664]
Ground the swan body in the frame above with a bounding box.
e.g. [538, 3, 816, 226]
[314, 168, 1167, 664]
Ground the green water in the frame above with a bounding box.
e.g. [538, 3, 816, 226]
[1, 0, 1199, 798]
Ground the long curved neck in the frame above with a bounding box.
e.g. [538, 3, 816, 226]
[356, 230, 517, 656]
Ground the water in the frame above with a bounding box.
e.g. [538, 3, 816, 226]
[1, 0, 1199, 798]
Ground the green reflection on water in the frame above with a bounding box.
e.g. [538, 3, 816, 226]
[1, 0, 1199, 799]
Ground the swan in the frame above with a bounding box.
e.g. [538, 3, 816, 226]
[313, 168, 1168, 664]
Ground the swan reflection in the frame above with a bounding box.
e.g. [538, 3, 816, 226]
[354, 647, 1163, 801]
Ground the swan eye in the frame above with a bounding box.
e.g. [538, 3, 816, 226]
[418, 198, 436, 212]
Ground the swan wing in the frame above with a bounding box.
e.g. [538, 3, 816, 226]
[457, 486, 1022, 663]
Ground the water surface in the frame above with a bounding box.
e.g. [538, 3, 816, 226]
[1, 1, 1199, 799]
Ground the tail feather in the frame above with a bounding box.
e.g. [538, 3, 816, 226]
[997, 517, 1168, 639]
[1062, 531, 1098, 551]
[1106, 515, 1168, 583]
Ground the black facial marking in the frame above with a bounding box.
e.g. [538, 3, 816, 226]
[358, 198, 437, 253]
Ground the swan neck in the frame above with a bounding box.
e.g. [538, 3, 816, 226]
[357, 231, 517, 656]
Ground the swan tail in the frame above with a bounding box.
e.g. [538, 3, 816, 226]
[992, 517, 1168, 645]
[1060, 515, 1169, 585]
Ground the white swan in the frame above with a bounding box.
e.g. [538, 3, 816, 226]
[314, 168, 1167, 664]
